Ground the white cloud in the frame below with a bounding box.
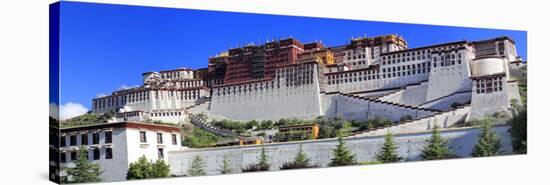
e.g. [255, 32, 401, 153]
[96, 93, 107, 98]
[49, 103, 59, 120]
[59, 102, 89, 120]
[118, 84, 139, 90]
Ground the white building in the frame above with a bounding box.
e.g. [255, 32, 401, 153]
[59, 122, 183, 182]
[91, 36, 525, 132]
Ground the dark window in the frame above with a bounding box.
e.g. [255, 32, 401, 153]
[81, 134, 88, 145]
[69, 135, 77, 146]
[140, 131, 147, 142]
[157, 133, 163, 144]
[105, 131, 112, 144]
[172, 134, 177, 145]
[92, 133, 99, 144]
[105, 148, 113, 159]
[60, 152, 66, 163]
[93, 148, 100, 160]
[60, 136, 66, 147]
[158, 148, 164, 159]
[70, 151, 77, 161]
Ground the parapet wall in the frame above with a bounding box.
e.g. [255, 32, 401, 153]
[168, 126, 513, 176]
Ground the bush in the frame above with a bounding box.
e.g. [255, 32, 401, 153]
[316, 116, 352, 139]
[451, 102, 461, 108]
[510, 109, 527, 154]
[274, 130, 312, 142]
[182, 127, 222, 148]
[241, 164, 268, 172]
[126, 156, 169, 179]
[399, 115, 413, 122]
[61, 113, 113, 128]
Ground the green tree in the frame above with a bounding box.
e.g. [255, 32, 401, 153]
[218, 155, 233, 174]
[472, 122, 501, 157]
[187, 156, 206, 176]
[258, 147, 270, 170]
[66, 147, 103, 183]
[376, 132, 403, 163]
[280, 145, 317, 170]
[151, 159, 170, 178]
[421, 126, 454, 160]
[126, 155, 153, 179]
[511, 109, 527, 154]
[294, 145, 311, 167]
[329, 136, 357, 166]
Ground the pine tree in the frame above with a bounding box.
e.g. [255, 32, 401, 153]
[151, 159, 170, 178]
[421, 126, 454, 160]
[376, 132, 403, 163]
[126, 155, 153, 179]
[66, 147, 103, 183]
[511, 109, 527, 153]
[472, 122, 501, 157]
[187, 156, 206, 176]
[258, 147, 270, 170]
[294, 145, 311, 167]
[329, 136, 357, 166]
[218, 155, 233, 174]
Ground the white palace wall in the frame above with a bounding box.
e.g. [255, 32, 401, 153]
[426, 49, 474, 102]
[210, 82, 322, 121]
[210, 62, 324, 121]
[168, 126, 513, 176]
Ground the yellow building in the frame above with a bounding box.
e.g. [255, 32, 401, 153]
[278, 123, 320, 140]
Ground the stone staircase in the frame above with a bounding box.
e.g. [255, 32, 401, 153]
[350, 104, 471, 137]
[339, 92, 441, 113]
[188, 113, 241, 138]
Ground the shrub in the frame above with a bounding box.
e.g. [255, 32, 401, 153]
[182, 127, 222, 148]
[399, 115, 413, 122]
[241, 164, 268, 172]
[510, 109, 527, 154]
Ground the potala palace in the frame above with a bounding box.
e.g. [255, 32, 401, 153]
[92, 34, 524, 128]
[59, 34, 525, 182]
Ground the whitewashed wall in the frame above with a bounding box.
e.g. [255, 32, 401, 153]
[168, 126, 513, 176]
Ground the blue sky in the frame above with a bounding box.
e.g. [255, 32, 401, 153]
[58, 1, 527, 111]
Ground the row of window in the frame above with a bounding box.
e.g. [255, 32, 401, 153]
[382, 54, 431, 65]
[381, 45, 467, 65]
[60, 131, 112, 147]
[160, 71, 192, 79]
[94, 89, 202, 109]
[167, 80, 203, 88]
[215, 81, 279, 96]
[348, 60, 367, 66]
[475, 77, 504, 94]
[60, 148, 112, 163]
[139, 131, 178, 145]
[150, 111, 183, 117]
